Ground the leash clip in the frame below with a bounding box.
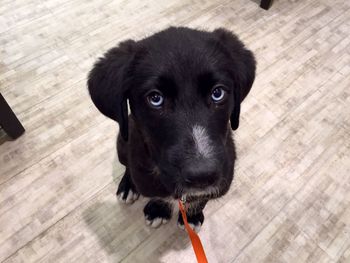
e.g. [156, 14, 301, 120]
[180, 195, 186, 206]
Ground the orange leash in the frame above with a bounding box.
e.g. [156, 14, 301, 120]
[178, 199, 208, 263]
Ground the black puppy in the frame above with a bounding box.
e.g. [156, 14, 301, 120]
[88, 27, 255, 232]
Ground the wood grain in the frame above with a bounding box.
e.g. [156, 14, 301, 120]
[1, 0, 350, 262]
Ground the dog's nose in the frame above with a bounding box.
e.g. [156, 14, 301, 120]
[184, 165, 218, 188]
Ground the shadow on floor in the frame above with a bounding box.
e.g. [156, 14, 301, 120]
[82, 199, 190, 262]
[82, 145, 191, 262]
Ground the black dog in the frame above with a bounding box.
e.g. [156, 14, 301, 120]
[88, 27, 255, 232]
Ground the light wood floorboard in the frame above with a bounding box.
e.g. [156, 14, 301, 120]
[1, 0, 350, 262]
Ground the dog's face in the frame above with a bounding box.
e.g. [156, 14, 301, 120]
[88, 27, 255, 198]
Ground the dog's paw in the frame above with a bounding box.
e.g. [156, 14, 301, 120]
[117, 189, 139, 204]
[116, 173, 139, 204]
[143, 199, 173, 228]
[177, 211, 204, 233]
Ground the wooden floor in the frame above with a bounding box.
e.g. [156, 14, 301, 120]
[1, 0, 350, 262]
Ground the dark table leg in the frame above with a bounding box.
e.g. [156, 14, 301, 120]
[260, 0, 274, 10]
[0, 94, 25, 139]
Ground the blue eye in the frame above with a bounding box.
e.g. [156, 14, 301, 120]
[211, 85, 226, 102]
[147, 91, 164, 107]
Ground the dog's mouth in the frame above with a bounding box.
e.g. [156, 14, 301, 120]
[174, 186, 220, 201]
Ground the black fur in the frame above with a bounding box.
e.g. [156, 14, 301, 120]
[116, 168, 139, 202]
[88, 27, 256, 229]
[177, 211, 204, 228]
[143, 199, 173, 221]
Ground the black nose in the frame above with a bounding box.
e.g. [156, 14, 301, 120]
[184, 164, 218, 188]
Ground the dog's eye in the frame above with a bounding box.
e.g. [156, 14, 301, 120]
[211, 85, 226, 102]
[147, 91, 164, 107]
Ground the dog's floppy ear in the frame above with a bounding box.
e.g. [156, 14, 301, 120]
[213, 28, 256, 130]
[88, 40, 136, 140]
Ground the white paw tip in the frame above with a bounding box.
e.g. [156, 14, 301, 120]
[193, 224, 202, 233]
[125, 191, 134, 203]
[177, 222, 185, 230]
[117, 192, 124, 202]
[145, 217, 168, 228]
[117, 190, 138, 204]
[151, 218, 163, 228]
[189, 223, 195, 229]
[132, 192, 139, 201]
[177, 222, 201, 233]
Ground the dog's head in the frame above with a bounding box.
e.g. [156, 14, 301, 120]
[88, 27, 255, 198]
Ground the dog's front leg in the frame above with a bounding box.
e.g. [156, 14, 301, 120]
[143, 198, 173, 228]
[116, 168, 140, 204]
[177, 200, 208, 233]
